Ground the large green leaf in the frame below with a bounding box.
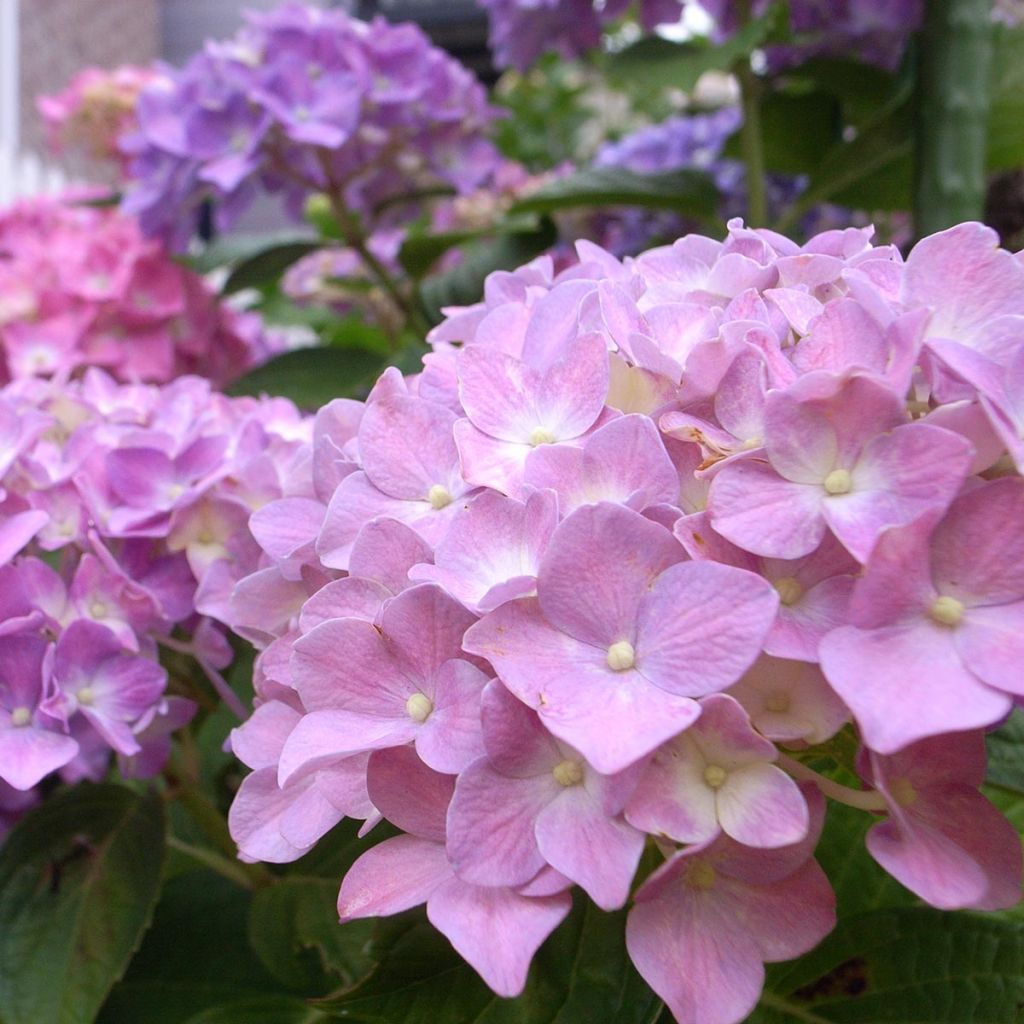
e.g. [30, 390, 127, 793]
[98, 870, 283, 1024]
[753, 908, 1024, 1023]
[774, 99, 914, 229]
[811, 802, 916, 920]
[249, 878, 376, 994]
[510, 167, 719, 222]
[226, 346, 387, 406]
[604, 11, 779, 95]
[222, 241, 324, 295]
[317, 897, 662, 1024]
[420, 219, 559, 323]
[399, 216, 549, 280]
[184, 997, 331, 1024]
[0, 784, 166, 1024]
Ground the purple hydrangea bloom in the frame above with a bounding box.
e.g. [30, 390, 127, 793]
[123, 3, 501, 248]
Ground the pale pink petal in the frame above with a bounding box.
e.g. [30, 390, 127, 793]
[636, 562, 778, 697]
[819, 623, 1011, 753]
[709, 462, 826, 559]
[428, 879, 571, 998]
[716, 763, 809, 848]
[537, 503, 684, 647]
[535, 788, 644, 910]
[338, 835, 450, 919]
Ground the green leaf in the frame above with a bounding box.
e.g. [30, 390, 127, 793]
[420, 219, 559, 323]
[226, 346, 386, 406]
[754, 909, 1024, 1023]
[0, 784, 166, 1024]
[987, 709, 1024, 794]
[398, 216, 547, 279]
[249, 878, 375, 994]
[775, 99, 914, 229]
[317, 896, 662, 1024]
[812, 802, 916, 920]
[605, 11, 779, 95]
[223, 241, 324, 295]
[510, 167, 719, 222]
[99, 870, 283, 1024]
[184, 997, 331, 1024]
[748, 91, 843, 176]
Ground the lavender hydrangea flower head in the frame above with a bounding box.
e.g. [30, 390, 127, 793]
[0, 370, 312, 828]
[122, 3, 502, 248]
[223, 218, 1024, 1024]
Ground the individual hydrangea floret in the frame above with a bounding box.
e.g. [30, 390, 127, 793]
[225, 218, 1024, 1024]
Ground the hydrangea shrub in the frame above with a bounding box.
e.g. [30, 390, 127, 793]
[224, 218, 1024, 1024]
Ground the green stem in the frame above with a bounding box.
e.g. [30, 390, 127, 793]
[757, 990, 834, 1024]
[164, 748, 274, 888]
[913, 0, 995, 238]
[777, 753, 889, 813]
[316, 167, 432, 339]
[735, 0, 769, 227]
[168, 836, 259, 890]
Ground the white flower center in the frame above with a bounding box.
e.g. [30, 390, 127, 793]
[606, 640, 636, 672]
[929, 595, 964, 628]
[405, 693, 434, 723]
[552, 759, 584, 787]
[427, 484, 452, 510]
[823, 468, 852, 495]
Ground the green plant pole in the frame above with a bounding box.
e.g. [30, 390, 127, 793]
[735, 0, 769, 227]
[913, 0, 995, 238]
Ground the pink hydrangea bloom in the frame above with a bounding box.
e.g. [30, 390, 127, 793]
[225, 219, 1024, 1024]
[38, 65, 164, 170]
[0, 195, 283, 386]
[0, 369, 311, 802]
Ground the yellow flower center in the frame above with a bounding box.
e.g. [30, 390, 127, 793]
[10, 707, 31, 727]
[823, 469, 852, 495]
[529, 426, 556, 447]
[552, 760, 584, 787]
[686, 861, 717, 891]
[703, 764, 728, 789]
[929, 595, 964, 628]
[773, 577, 804, 606]
[405, 693, 434, 723]
[427, 485, 452, 510]
[606, 640, 636, 672]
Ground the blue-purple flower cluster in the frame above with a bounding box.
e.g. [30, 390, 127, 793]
[477, 0, 924, 73]
[122, 3, 502, 249]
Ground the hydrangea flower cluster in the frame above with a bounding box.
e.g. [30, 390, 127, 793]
[0, 196, 282, 386]
[226, 219, 1023, 1024]
[478, 0, 923, 72]
[0, 370, 310, 837]
[122, 3, 501, 249]
[478, 0, 686, 70]
[702, 0, 924, 72]
[38, 65, 164, 170]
